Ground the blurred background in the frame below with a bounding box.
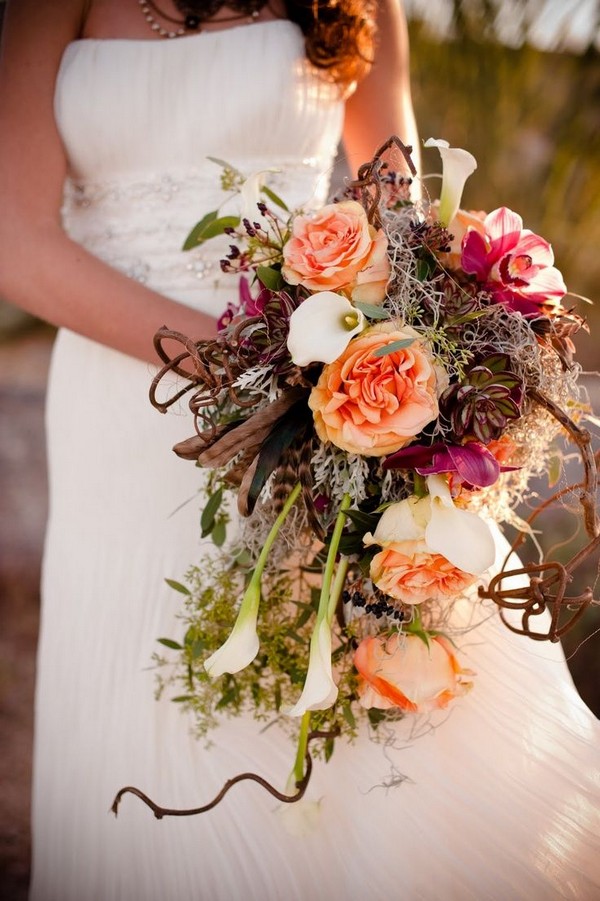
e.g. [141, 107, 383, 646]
[0, 0, 598, 897]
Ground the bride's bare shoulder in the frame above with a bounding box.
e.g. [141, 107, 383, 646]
[1, 0, 88, 51]
[80, 0, 160, 40]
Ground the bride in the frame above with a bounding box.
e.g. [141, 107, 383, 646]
[0, 1, 598, 898]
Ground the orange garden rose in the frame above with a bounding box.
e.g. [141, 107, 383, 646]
[369, 543, 478, 605]
[354, 632, 473, 713]
[309, 324, 442, 456]
[364, 480, 496, 581]
[281, 200, 390, 302]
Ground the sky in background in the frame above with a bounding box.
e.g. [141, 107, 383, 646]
[404, 0, 600, 52]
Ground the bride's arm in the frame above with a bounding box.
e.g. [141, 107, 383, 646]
[342, 0, 420, 176]
[0, 0, 218, 363]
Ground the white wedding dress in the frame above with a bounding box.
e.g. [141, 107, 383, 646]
[31, 20, 600, 901]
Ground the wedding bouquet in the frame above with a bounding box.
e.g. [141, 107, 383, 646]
[118, 137, 597, 814]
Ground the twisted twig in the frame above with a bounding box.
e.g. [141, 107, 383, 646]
[348, 135, 417, 227]
[111, 728, 339, 820]
[479, 389, 599, 640]
[529, 387, 598, 538]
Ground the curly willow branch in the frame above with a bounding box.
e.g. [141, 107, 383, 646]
[479, 388, 599, 641]
[348, 135, 417, 227]
[150, 321, 262, 417]
[111, 729, 339, 820]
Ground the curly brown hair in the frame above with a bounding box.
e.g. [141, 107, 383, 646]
[167, 1, 377, 88]
[285, 0, 377, 88]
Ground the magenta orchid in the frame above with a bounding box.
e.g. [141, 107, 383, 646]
[217, 275, 268, 330]
[461, 207, 566, 316]
[383, 440, 518, 489]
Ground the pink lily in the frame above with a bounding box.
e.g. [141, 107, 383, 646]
[461, 207, 566, 315]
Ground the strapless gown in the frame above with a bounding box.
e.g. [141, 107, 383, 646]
[31, 21, 600, 901]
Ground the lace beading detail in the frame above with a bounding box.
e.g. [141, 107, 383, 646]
[61, 159, 334, 298]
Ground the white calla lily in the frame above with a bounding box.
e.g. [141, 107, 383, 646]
[204, 484, 302, 679]
[238, 169, 278, 221]
[425, 138, 477, 227]
[288, 495, 350, 718]
[287, 618, 338, 716]
[287, 292, 365, 367]
[363, 496, 429, 547]
[204, 580, 260, 678]
[425, 474, 496, 575]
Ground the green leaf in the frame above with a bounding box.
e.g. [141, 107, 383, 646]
[260, 184, 289, 211]
[372, 339, 415, 358]
[324, 736, 336, 761]
[415, 256, 436, 281]
[481, 353, 510, 374]
[367, 708, 388, 728]
[344, 508, 380, 531]
[343, 704, 356, 728]
[337, 533, 365, 556]
[358, 548, 377, 576]
[234, 548, 253, 568]
[157, 637, 184, 650]
[256, 265, 284, 291]
[165, 578, 191, 596]
[171, 695, 193, 703]
[491, 398, 520, 417]
[216, 689, 237, 709]
[353, 301, 391, 320]
[206, 156, 242, 176]
[190, 640, 206, 660]
[452, 309, 488, 324]
[486, 379, 520, 393]
[183, 214, 240, 250]
[295, 606, 313, 629]
[211, 518, 227, 547]
[331, 646, 347, 664]
[182, 211, 216, 250]
[285, 629, 307, 644]
[201, 487, 224, 538]
[183, 627, 196, 646]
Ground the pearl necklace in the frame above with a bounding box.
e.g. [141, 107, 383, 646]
[137, 0, 261, 40]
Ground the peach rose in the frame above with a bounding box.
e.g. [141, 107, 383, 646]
[369, 542, 477, 605]
[282, 201, 390, 302]
[309, 324, 441, 456]
[354, 632, 473, 713]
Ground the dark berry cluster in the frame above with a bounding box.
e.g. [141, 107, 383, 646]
[343, 590, 405, 621]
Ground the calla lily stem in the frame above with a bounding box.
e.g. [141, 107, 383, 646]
[319, 493, 351, 622]
[255, 481, 302, 575]
[204, 482, 302, 678]
[293, 711, 311, 784]
[328, 556, 349, 621]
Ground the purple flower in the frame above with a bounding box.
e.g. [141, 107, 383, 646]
[217, 277, 274, 332]
[383, 441, 517, 489]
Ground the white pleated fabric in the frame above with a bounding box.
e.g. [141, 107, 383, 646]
[31, 20, 600, 901]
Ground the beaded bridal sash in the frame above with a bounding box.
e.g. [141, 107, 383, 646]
[61, 159, 333, 301]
